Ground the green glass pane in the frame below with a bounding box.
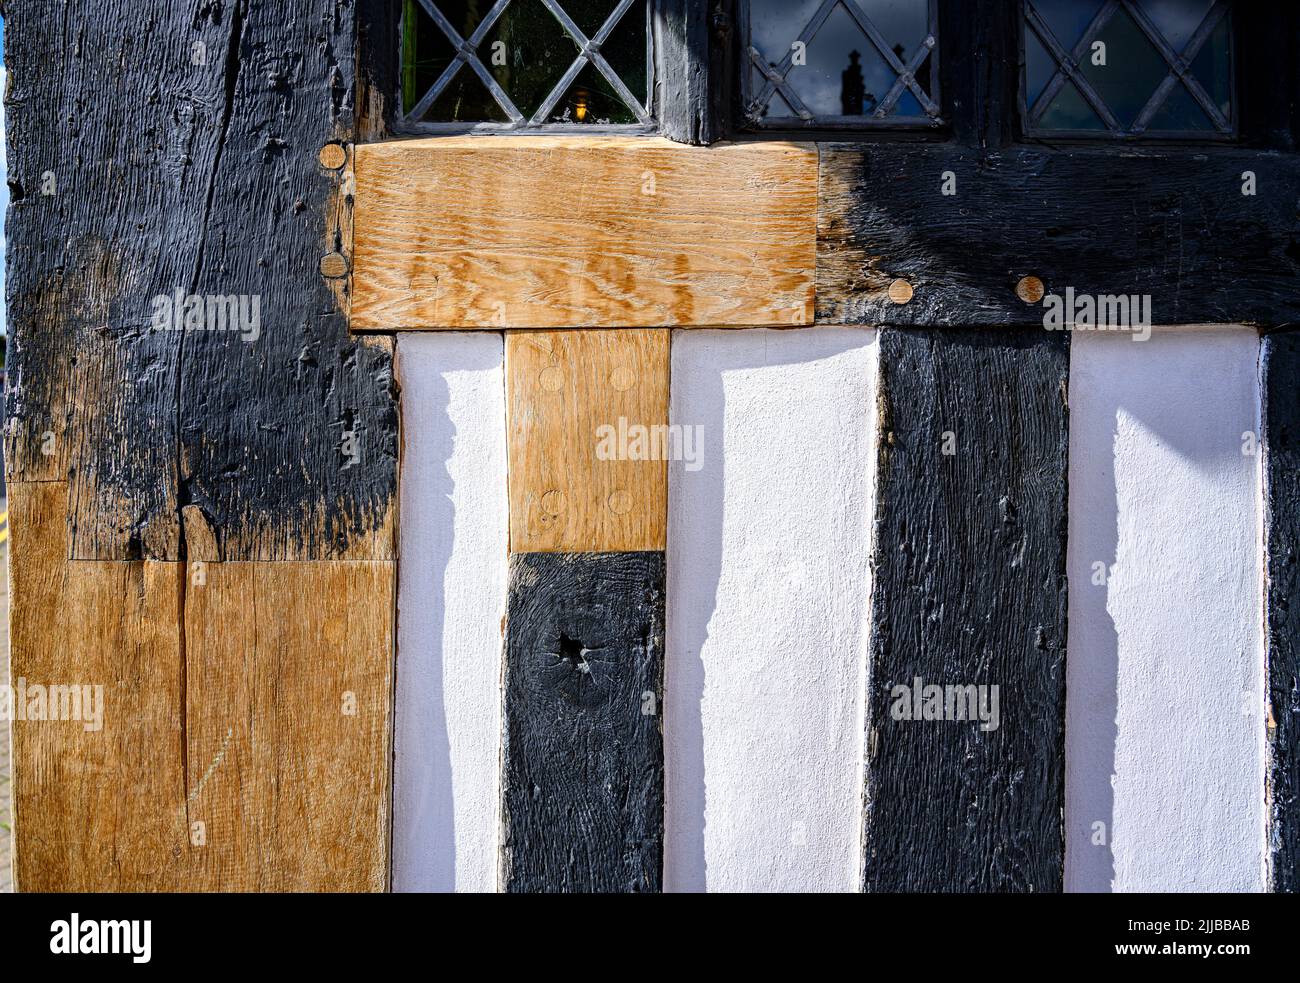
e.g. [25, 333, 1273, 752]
[550, 61, 637, 124]
[1039, 79, 1107, 130]
[596, 0, 648, 111]
[425, 71, 511, 122]
[404, 0, 648, 123]
[565, 0, 634, 38]
[403, 0, 455, 115]
[475, 1, 576, 119]
[1077, 6, 1167, 128]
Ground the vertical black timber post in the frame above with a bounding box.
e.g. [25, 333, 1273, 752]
[940, 0, 1021, 149]
[170, 0, 397, 561]
[1295, 8, 1300, 148]
[1265, 331, 1300, 892]
[501, 551, 666, 893]
[863, 327, 1069, 892]
[654, 0, 726, 144]
[1237, 7, 1297, 151]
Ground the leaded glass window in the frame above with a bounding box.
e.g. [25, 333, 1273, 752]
[399, 0, 652, 131]
[1023, 0, 1234, 138]
[739, 0, 942, 129]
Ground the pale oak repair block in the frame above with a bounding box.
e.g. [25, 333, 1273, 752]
[351, 136, 816, 330]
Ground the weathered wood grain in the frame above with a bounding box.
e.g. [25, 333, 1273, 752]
[169, 0, 397, 562]
[501, 551, 665, 893]
[818, 145, 1300, 327]
[350, 136, 816, 329]
[8, 482, 394, 891]
[358, 0, 401, 142]
[9, 481, 189, 892]
[938, 0, 1020, 150]
[506, 329, 668, 553]
[3, 0, 396, 892]
[2, 0, 397, 561]
[654, 0, 725, 145]
[184, 559, 394, 891]
[864, 327, 1069, 892]
[1265, 331, 1300, 893]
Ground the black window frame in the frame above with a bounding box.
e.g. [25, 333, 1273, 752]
[719, 0, 1283, 146]
[364, 0, 1297, 151]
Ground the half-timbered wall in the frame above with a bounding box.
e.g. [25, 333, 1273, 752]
[5, 0, 1297, 893]
[389, 324, 1270, 892]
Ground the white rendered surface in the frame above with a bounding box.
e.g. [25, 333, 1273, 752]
[1065, 327, 1265, 892]
[393, 333, 509, 892]
[665, 328, 878, 892]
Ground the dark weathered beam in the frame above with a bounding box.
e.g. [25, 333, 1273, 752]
[654, 0, 725, 144]
[1265, 330, 1300, 893]
[818, 145, 1300, 328]
[863, 327, 1069, 892]
[3, 0, 398, 891]
[501, 551, 665, 893]
[1236, 7, 1298, 151]
[172, 0, 398, 561]
[3, 0, 398, 561]
[939, 0, 1020, 149]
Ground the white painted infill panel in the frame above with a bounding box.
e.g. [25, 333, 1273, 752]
[393, 334, 509, 893]
[665, 328, 877, 893]
[1066, 327, 1265, 892]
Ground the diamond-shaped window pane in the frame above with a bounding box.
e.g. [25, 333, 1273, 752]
[1024, 0, 1234, 137]
[1078, 7, 1169, 128]
[585, 2, 649, 122]
[744, 0, 940, 127]
[476, 5, 577, 119]
[566, 0, 633, 37]
[1040, 79, 1108, 130]
[400, 0, 649, 128]
[1146, 80, 1215, 130]
[552, 61, 637, 124]
[788, 5, 878, 117]
[424, 73, 512, 123]
[1135, 0, 1214, 51]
